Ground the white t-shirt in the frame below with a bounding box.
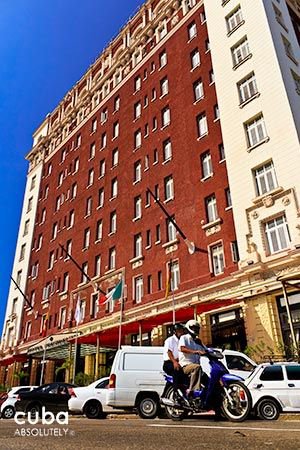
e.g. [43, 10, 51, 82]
[163, 335, 179, 361]
[178, 334, 205, 366]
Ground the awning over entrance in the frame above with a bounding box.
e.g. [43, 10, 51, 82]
[0, 354, 28, 366]
[71, 298, 236, 348]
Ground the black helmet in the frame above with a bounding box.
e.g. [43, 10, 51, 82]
[173, 323, 185, 332]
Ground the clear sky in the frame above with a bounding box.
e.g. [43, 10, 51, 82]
[0, 0, 142, 335]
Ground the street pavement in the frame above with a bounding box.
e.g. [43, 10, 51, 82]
[0, 415, 300, 450]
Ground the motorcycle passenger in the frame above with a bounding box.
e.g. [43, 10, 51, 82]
[178, 320, 207, 396]
[162, 323, 185, 392]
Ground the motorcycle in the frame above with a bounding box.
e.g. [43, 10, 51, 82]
[160, 348, 251, 422]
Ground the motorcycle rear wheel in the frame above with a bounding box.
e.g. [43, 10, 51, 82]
[221, 381, 251, 422]
[164, 386, 189, 421]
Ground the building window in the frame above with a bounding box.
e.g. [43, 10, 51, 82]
[73, 157, 79, 173]
[94, 255, 101, 277]
[91, 293, 99, 318]
[134, 129, 142, 149]
[111, 178, 118, 199]
[230, 241, 240, 262]
[160, 77, 169, 97]
[191, 48, 200, 69]
[98, 188, 104, 208]
[91, 118, 97, 133]
[245, 114, 268, 148]
[163, 139, 172, 162]
[214, 104, 220, 120]
[146, 229, 151, 248]
[96, 219, 103, 241]
[68, 210, 75, 228]
[167, 217, 177, 242]
[82, 262, 89, 284]
[59, 307, 67, 329]
[87, 169, 94, 187]
[112, 148, 119, 167]
[225, 188, 232, 208]
[265, 215, 291, 254]
[153, 148, 159, 164]
[134, 196, 142, 219]
[75, 134, 82, 148]
[65, 239, 72, 259]
[23, 219, 30, 236]
[170, 261, 180, 291]
[211, 243, 225, 275]
[164, 176, 174, 201]
[36, 234, 43, 250]
[27, 197, 33, 213]
[152, 117, 158, 131]
[194, 79, 204, 101]
[158, 270, 162, 290]
[151, 88, 157, 101]
[159, 50, 167, 68]
[114, 96, 120, 112]
[200, 10, 206, 23]
[89, 142, 96, 159]
[201, 152, 213, 179]
[231, 37, 250, 67]
[24, 321, 32, 339]
[188, 21, 197, 40]
[30, 175, 36, 191]
[205, 39, 210, 52]
[134, 234, 142, 258]
[99, 159, 106, 178]
[109, 247, 116, 270]
[134, 276, 143, 303]
[144, 123, 149, 137]
[19, 244, 26, 261]
[101, 108, 108, 123]
[113, 121, 119, 139]
[48, 251, 54, 270]
[83, 228, 90, 249]
[226, 6, 243, 34]
[156, 224, 161, 243]
[71, 183, 77, 199]
[197, 113, 208, 138]
[237, 72, 258, 104]
[134, 101, 142, 119]
[134, 76, 141, 92]
[291, 70, 300, 94]
[58, 171, 63, 187]
[253, 161, 278, 196]
[110, 211, 117, 234]
[40, 208, 46, 224]
[101, 132, 107, 149]
[134, 160, 142, 183]
[144, 95, 149, 108]
[282, 35, 296, 61]
[62, 272, 69, 292]
[209, 70, 215, 84]
[86, 196, 92, 216]
[147, 275, 153, 294]
[219, 143, 225, 161]
[162, 106, 171, 127]
[206, 194, 218, 223]
[145, 190, 151, 207]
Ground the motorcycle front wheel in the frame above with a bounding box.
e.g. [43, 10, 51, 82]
[221, 381, 251, 422]
[164, 386, 189, 421]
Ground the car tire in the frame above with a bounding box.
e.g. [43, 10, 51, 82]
[1, 406, 15, 419]
[26, 403, 41, 419]
[137, 396, 160, 419]
[84, 401, 104, 419]
[257, 398, 280, 421]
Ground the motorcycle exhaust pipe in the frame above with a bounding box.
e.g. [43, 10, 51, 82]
[160, 398, 176, 407]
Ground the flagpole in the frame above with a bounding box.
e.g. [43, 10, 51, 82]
[40, 343, 47, 386]
[72, 324, 79, 385]
[170, 259, 176, 325]
[118, 277, 125, 350]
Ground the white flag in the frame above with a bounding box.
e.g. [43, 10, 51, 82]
[74, 298, 82, 325]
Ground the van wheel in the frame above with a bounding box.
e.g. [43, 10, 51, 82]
[137, 396, 159, 419]
[257, 399, 280, 421]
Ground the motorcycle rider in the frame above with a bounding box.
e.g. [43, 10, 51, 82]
[162, 323, 185, 392]
[178, 320, 207, 396]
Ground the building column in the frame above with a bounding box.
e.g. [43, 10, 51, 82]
[45, 360, 55, 384]
[0, 366, 6, 386]
[84, 355, 95, 377]
[29, 359, 39, 386]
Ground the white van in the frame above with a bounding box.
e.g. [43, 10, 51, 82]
[107, 346, 256, 419]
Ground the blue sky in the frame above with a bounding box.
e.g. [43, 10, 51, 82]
[0, 0, 142, 335]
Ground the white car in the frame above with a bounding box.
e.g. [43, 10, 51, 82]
[1, 386, 37, 419]
[68, 377, 113, 419]
[245, 362, 300, 420]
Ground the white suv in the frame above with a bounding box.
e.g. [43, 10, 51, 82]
[245, 362, 300, 420]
